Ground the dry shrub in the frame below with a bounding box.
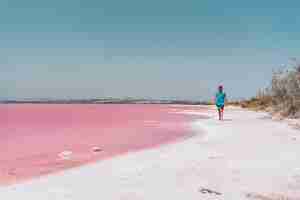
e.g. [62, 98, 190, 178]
[271, 65, 300, 117]
[236, 60, 300, 117]
[237, 90, 272, 111]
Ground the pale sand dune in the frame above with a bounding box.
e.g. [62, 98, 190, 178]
[1, 106, 300, 200]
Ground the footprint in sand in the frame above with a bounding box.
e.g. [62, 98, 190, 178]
[199, 187, 222, 195]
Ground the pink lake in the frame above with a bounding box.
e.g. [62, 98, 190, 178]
[0, 104, 206, 185]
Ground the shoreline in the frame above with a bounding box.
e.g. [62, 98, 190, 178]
[2, 106, 300, 199]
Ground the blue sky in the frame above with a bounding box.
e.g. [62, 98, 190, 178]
[0, 0, 299, 100]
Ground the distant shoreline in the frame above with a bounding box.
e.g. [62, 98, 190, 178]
[0, 99, 210, 105]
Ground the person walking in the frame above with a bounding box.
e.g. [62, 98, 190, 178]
[215, 85, 226, 120]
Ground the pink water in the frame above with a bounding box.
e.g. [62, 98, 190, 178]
[0, 104, 206, 185]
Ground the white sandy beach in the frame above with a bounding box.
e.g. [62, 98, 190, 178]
[1, 106, 300, 200]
